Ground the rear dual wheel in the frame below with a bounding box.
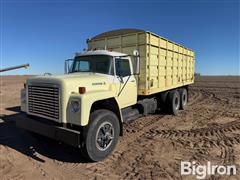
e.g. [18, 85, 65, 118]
[168, 90, 180, 115]
[168, 88, 188, 115]
[179, 88, 188, 110]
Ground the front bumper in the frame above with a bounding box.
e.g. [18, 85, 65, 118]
[16, 114, 81, 147]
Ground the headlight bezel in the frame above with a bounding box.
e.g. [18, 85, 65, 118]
[71, 100, 80, 113]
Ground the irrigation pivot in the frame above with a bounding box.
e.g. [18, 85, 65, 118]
[0, 64, 30, 73]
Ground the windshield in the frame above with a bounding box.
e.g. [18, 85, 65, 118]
[70, 55, 113, 75]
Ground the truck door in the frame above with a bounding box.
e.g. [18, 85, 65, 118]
[115, 58, 137, 108]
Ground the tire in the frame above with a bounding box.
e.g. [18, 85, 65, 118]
[179, 88, 188, 110]
[81, 109, 120, 162]
[168, 90, 180, 115]
[158, 91, 168, 112]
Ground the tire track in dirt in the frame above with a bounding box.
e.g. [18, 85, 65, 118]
[148, 113, 237, 155]
[188, 81, 240, 177]
[188, 88, 240, 128]
[188, 89, 205, 106]
[145, 120, 240, 142]
[143, 118, 240, 171]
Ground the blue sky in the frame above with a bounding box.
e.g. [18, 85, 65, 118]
[1, 0, 239, 75]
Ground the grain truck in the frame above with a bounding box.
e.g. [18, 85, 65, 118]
[17, 29, 195, 161]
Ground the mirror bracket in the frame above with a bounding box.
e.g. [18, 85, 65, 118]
[117, 76, 124, 83]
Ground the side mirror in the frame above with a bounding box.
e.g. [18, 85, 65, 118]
[65, 59, 74, 74]
[133, 50, 139, 56]
[132, 50, 140, 75]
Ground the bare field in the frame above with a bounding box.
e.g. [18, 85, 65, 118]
[0, 75, 239, 179]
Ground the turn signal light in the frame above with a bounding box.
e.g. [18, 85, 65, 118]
[79, 87, 86, 94]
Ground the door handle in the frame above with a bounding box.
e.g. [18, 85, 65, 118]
[130, 80, 136, 82]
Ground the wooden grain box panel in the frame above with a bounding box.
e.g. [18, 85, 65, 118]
[149, 77, 158, 89]
[89, 40, 105, 49]
[173, 52, 178, 58]
[167, 42, 173, 51]
[159, 56, 167, 66]
[149, 55, 159, 66]
[107, 37, 121, 47]
[173, 58, 178, 67]
[160, 39, 167, 49]
[159, 66, 166, 76]
[160, 49, 166, 56]
[158, 76, 166, 88]
[174, 44, 179, 52]
[122, 34, 138, 45]
[122, 46, 137, 55]
[150, 46, 159, 54]
[179, 46, 183, 54]
[138, 33, 147, 44]
[166, 67, 172, 75]
[166, 76, 172, 87]
[173, 76, 178, 85]
[149, 34, 159, 47]
[150, 66, 158, 77]
[173, 67, 178, 75]
[167, 57, 173, 66]
[179, 54, 183, 60]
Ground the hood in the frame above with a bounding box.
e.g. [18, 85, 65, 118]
[26, 72, 116, 124]
[27, 72, 112, 93]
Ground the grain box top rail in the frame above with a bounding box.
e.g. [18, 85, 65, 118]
[89, 28, 194, 53]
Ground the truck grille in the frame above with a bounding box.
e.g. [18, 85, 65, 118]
[28, 85, 60, 120]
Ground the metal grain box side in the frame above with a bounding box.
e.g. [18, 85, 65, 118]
[145, 32, 195, 95]
[87, 29, 195, 96]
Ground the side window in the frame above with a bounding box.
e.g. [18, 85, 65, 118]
[115, 58, 131, 77]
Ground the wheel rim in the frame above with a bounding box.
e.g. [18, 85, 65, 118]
[96, 122, 114, 151]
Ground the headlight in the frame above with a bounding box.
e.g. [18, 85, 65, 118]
[71, 100, 80, 113]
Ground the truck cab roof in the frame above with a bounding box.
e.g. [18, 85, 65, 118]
[75, 50, 127, 58]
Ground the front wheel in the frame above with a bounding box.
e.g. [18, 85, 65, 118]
[81, 109, 120, 162]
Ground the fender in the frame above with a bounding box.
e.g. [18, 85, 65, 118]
[67, 90, 122, 126]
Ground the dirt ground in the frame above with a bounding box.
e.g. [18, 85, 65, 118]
[0, 75, 239, 180]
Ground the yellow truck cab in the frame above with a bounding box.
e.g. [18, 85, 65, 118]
[17, 29, 195, 161]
